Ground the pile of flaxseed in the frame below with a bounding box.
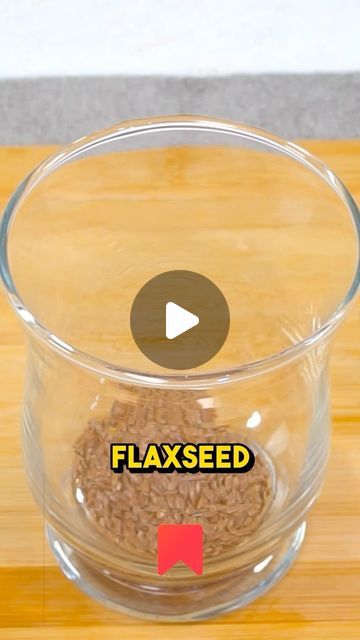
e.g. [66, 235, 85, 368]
[73, 387, 274, 559]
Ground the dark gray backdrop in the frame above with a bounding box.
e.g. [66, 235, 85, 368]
[0, 73, 359, 143]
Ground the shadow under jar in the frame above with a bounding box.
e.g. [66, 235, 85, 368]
[0, 117, 359, 620]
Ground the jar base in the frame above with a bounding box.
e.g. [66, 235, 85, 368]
[46, 522, 306, 621]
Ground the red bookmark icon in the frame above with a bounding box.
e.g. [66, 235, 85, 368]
[157, 524, 203, 575]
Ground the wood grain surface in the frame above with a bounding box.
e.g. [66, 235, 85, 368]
[0, 141, 359, 639]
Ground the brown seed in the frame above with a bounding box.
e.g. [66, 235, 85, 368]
[72, 386, 274, 560]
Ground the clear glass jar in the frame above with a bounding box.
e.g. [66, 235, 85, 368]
[0, 117, 359, 620]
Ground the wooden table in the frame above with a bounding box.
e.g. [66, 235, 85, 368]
[0, 142, 359, 639]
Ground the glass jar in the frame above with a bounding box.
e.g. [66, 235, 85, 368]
[0, 117, 359, 620]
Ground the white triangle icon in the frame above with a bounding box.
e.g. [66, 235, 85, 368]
[166, 302, 199, 340]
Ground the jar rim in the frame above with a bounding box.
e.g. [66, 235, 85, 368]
[1, 115, 359, 386]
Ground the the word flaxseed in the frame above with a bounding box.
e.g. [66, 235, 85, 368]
[73, 387, 274, 559]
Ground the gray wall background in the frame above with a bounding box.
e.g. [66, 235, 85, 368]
[1, 73, 359, 144]
[1, 1, 360, 143]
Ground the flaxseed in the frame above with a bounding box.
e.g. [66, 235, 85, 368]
[73, 387, 274, 559]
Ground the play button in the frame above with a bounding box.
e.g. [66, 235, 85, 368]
[166, 303, 199, 340]
[130, 270, 230, 370]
